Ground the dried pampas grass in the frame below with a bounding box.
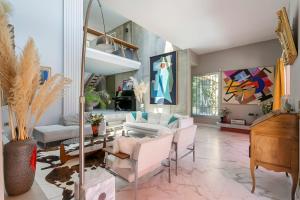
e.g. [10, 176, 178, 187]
[30, 74, 71, 128]
[0, 2, 15, 98]
[0, 2, 71, 141]
[130, 77, 148, 103]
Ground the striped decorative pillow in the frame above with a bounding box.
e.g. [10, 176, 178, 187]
[167, 115, 179, 129]
[140, 112, 148, 122]
[128, 112, 138, 122]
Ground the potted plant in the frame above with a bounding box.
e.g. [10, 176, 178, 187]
[130, 77, 148, 112]
[261, 101, 273, 114]
[0, 1, 71, 195]
[85, 86, 101, 112]
[87, 113, 105, 137]
[219, 107, 230, 123]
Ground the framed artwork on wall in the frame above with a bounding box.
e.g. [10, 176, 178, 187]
[222, 66, 274, 104]
[150, 51, 177, 105]
[40, 66, 51, 84]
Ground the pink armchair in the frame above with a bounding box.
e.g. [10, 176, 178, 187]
[172, 125, 197, 175]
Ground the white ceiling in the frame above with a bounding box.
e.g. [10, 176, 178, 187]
[103, 0, 288, 54]
[84, 0, 129, 32]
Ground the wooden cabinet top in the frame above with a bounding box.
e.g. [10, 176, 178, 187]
[251, 112, 299, 139]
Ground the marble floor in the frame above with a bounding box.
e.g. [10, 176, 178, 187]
[4, 126, 297, 200]
[116, 126, 296, 200]
[4, 181, 47, 200]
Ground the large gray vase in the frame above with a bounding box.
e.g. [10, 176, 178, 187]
[4, 139, 37, 196]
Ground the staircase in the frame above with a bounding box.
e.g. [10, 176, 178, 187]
[84, 73, 103, 89]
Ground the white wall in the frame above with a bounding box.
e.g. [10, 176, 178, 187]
[288, 0, 300, 112]
[9, 0, 64, 125]
[63, 0, 83, 116]
[189, 49, 199, 67]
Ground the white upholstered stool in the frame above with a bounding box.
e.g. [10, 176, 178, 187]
[75, 168, 115, 200]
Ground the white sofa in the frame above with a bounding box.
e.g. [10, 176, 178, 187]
[123, 112, 194, 135]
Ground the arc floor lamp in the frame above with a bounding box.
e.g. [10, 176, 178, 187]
[79, 0, 113, 199]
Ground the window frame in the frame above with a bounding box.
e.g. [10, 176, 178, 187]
[191, 72, 220, 117]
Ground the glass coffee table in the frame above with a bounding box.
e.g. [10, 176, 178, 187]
[60, 133, 110, 164]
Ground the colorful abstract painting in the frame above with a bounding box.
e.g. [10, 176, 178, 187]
[222, 67, 274, 104]
[150, 51, 177, 105]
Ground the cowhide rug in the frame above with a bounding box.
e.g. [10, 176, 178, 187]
[36, 136, 127, 200]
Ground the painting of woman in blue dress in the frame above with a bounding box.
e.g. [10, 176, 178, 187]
[150, 51, 177, 105]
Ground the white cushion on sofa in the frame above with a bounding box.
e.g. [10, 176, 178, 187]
[178, 117, 194, 128]
[33, 124, 92, 143]
[174, 114, 189, 119]
[148, 113, 161, 124]
[124, 122, 174, 134]
[63, 113, 89, 126]
[111, 136, 151, 169]
[160, 113, 171, 126]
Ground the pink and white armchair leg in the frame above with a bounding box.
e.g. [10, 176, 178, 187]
[172, 141, 196, 176]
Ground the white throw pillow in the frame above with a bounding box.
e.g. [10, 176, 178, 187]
[160, 113, 172, 126]
[173, 113, 189, 119]
[148, 113, 161, 124]
[117, 137, 138, 156]
[114, 136, 152, 156]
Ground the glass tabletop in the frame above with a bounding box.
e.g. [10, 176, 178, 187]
[61, 134, 107, 146]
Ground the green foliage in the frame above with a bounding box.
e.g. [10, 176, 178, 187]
[261, 101, 273, 114]
[85, 86, 112, 108]
[219, 107, 230, 117]
[85, 86, 101, 105]
[0, 0, 13, 15]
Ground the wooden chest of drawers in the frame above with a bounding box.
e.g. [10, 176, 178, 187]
[250, 112, 299, 200]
